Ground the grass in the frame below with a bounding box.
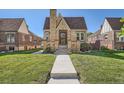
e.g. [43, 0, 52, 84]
[70, 50, 124, 84]
[0, 49, 55, 84]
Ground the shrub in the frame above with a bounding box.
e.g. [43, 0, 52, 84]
[100, 46, 109, 50]
[80, 43, 91, 52]
[100, 46, 115, 54]
[43, 47, 55, 53]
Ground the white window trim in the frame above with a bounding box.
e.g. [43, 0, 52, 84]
[76, 32, 84, 41]
[7, 34, 15, 43]
[119, 36, 124, 42]
[116, 32, 124, 42]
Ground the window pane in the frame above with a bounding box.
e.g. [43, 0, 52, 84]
[30, 36, 32, 42]
[6, 34, 15, 43]
[121, 37, 123, 41]
[11, 34, 15, 43]
[7, 34, 10, 43]
[46, 33, 49, 41]
[81, 33, 84, 40]
[77, 33, 79, 40]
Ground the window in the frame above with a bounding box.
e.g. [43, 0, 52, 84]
[9, 46, 15, 51]
[118, 36, 124, 42]
[7, 34, 11, 43]
[34, 40, 37, 45]
[7, 34, 15, 43]
[77, 32, 84, 41]
[22, 35, 25, 41]
[120, 37, 124, 42]
[104, 34, 108, 39]
[77, 33, 80, 40]
[46, 32, 49, 41]
[11, 34, 15, 43]
[81, 33, 84, 40]
[117, 37, 119, 41]
[30, 36, 32, 42]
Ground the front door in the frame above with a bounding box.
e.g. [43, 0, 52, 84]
[59, 32, 67, 45]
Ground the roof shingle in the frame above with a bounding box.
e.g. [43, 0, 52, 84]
[0, 18, 23, 32]
[43, 17, 87, 30]
[106, 17, 123, 30]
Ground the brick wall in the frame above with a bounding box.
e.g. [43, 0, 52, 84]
[0, 31, 42, 51]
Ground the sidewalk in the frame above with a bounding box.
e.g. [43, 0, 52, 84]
[32, 50, 43, 54]
[48, 55, 80, 84]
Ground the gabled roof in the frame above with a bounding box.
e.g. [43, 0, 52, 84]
[43, 17, 87, 30]
[88, 30, 101, 38]
[29, 31, 42, 39]
[0, 18, 24, 32]
[106, 17, 123, 30]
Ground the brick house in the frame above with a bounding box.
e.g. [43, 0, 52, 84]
[43, 9, 87, 51]
[88, 30, 101, 50]
[0, 18, 42, 51]
[88, 17, 124, 50]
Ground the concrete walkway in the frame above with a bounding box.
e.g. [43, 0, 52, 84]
[32, 50, 43, 54]
[48, 55, 80, 84]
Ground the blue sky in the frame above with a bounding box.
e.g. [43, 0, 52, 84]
[0, 9, 124, 37]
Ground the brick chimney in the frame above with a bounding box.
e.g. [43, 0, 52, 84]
[50, 9, 57, 49]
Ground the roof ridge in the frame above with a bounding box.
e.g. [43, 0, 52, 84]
[43, 17, 87, 30]
[105, 17, 121, 19]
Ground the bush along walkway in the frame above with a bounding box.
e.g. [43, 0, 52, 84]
[48, 55, 80, 84]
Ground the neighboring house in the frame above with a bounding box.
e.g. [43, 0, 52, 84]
[28, 31, 42, 49]
[100, 17, 124, 50]
[43, 9, 87, 51]
[88, 17, 124, 50]
[88, 30, 101, 50]
[0, 18, 42, 51]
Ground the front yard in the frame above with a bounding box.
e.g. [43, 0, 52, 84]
[0, 49, 55, 84]
[70, 50, 124, 84]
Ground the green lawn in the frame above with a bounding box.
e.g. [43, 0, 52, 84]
[70, 50, 124, 84]
[0, 49, 55, 84]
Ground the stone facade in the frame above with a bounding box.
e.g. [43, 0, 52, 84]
[43, 9, 87, 51]
[0, 18, 42, 51]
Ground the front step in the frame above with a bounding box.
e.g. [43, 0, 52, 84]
[54, 45, 70, 55]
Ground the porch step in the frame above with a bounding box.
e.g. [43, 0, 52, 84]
[54, 45, 71, 55]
